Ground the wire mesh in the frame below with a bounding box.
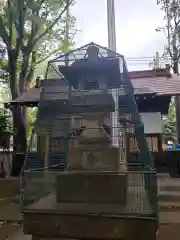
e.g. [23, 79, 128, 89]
[46, 42, 124, 88]
[21, 169, 157, 218]
[21, 122, 157, 219]
[20, 42, 158, 221]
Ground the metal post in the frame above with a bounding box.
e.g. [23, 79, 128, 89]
[65, 0, 70, 67]
[65, 0, 71, 168]
[107, 0, 116, 53]
[107, 0, 118, 147]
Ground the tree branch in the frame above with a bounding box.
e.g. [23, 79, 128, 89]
[7, 0, 13, 49]
[25, 51, 36, 86]
[25, 1, 42, 54]
[19, 51, 31, 94]
[167, 45, 173, 58]
[36, 47, 62, 64]
[15, 0, 26, 56]
[32, 0, 73, 47]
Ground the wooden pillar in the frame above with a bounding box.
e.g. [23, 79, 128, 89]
[158, 133, 163, 154]
[157, 133, 163, 170]
[119, 127, 127, 172]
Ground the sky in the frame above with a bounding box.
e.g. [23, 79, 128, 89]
[72, 0, 167, 70]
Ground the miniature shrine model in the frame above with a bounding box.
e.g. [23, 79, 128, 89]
[15, 43, 158, 240]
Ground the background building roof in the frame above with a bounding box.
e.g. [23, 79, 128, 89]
[6, 68, 180, 106]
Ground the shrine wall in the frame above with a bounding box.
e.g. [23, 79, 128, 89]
[126, 112, 162, 153]
[140, 112, 162, 134]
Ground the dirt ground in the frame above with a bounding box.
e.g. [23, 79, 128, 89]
[0, 198, 180, 239]
[0, 198, 22, 222]
[0, 222, 21, 240]
[0, 184, 180, 240]
[0, 222, 178, 240]
[157, 224, 180, 240]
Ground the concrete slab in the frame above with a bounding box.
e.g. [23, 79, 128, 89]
[160, 212, 180, 223]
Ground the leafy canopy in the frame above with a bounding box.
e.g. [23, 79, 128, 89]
[0, 0, 75, 96]
[156, 0, 180, 73]
[0, 0, 76, 152]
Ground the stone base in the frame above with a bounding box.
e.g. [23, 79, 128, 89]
[67, 147, 119, 171]
[24, 212, 157, 240]
[56, 171, 127, 204]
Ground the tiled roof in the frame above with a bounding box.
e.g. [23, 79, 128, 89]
[132, 75, 180, 96]
[6, 70, 180, 105]
[128, 68, 171, 78]
[13, 87, 40, 103]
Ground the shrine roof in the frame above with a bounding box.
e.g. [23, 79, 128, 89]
[5, 68, 180, 106]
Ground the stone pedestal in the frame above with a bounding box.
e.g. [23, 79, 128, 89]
[67, 117, 120, 171]
[59, 116, 128, 206]
[67, 143, 119, 171]
[56, 171, 127, 204]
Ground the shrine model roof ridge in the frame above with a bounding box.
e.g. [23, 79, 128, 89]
[48, 42, 124, 64]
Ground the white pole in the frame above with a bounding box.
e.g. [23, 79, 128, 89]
[107, 0, 118, 147]
[65, 0, 70, 66]
[107, 0, 116, 53]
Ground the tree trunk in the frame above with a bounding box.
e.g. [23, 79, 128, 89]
[11, 106, 27, 176]
[8, 50, 27, 176]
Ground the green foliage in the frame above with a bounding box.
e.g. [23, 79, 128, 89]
[0, 0, 76, 159]
[157, 0, 180, 142]
[163, 97, 176, 142]
[0, 0, 76, 92]
[27, 107, 37, 139]
[157, 0, 180, 73]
